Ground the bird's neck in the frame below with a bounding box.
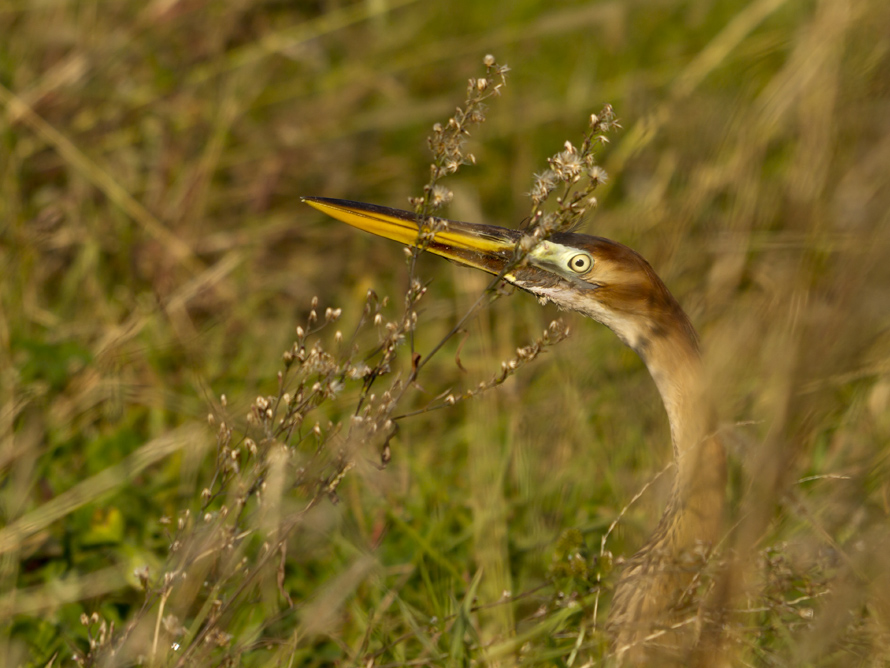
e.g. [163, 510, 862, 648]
[643, 332, 708, 458]
[642, 327, 726, 550]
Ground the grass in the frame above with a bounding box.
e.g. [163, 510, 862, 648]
[2, 0, 890, 665]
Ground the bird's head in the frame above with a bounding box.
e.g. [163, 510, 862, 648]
[303, 197, 697, 359]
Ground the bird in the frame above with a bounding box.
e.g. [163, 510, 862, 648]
[303, 196, 727, 663]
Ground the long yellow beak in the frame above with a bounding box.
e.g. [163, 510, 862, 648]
[302, 197, 521, 277]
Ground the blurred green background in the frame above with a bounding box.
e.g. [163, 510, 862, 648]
[2, 0, 890, 665]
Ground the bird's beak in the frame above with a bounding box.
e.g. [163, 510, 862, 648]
[302, 197, 522, 278]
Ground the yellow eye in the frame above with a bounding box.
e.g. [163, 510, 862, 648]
[568, 253, 593, 273]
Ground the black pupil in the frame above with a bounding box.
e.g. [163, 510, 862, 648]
[574, 257, 585, 268]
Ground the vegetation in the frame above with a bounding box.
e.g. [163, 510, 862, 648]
[2, 0, 889, 665]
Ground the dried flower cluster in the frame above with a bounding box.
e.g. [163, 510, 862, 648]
[90, 286, 422, 665]
[409, 54, 510, 220]
[526, 106, 620, 239]
[436, 320, 571, 411]
[73, 613, 114, 666]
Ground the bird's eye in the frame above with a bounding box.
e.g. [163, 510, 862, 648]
[568, 253, 593, 273]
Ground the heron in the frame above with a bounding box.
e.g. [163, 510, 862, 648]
[303, 196, 727, 663]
